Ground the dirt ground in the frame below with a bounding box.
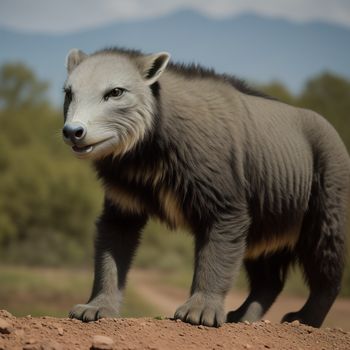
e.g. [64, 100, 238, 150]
[129, 270, 350, 330]
[1, 309, 349, 350]
[1, 268, 350, 349]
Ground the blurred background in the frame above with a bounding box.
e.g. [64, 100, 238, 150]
[0, 0, 349, 329]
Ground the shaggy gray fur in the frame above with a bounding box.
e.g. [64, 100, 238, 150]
[63, 48, 350, 327]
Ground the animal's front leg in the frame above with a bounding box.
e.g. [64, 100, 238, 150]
[69, 199, 147, 322]
[174, 212, 249, 327]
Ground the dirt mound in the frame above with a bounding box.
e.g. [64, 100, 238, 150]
[0, 309, 349, 350]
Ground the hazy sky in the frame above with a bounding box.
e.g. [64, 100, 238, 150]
[1, 0, 350, 33]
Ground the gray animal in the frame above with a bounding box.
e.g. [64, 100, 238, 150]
[62, 48, 350, 328]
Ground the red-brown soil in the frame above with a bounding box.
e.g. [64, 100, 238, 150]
[1, 309, 349, 350]
[129, 270, 350, 330]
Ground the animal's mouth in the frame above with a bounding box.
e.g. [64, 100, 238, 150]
[71, 137, 113, 156]
[72, 144, 93, 154]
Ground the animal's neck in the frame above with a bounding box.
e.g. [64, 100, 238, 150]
[93, 118, 171, 185]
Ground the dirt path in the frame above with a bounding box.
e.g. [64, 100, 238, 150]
[1, 309, 349, 350]
[129, 270, 350, 330]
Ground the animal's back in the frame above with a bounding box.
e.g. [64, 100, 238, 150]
[158, 69, 350, 252]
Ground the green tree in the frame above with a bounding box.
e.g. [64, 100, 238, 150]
[0, 63, 48, 109]
[0, 63, 102, 265]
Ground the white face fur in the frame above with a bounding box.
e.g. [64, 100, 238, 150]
[63, 49, 170, 160]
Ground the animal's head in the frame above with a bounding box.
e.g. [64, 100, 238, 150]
[62, 48, 170, 159]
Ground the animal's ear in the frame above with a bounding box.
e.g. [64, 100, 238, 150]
[66, 49, 88, 74]
[139, 52, 170, 85]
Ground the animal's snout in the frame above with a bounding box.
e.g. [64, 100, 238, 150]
[62, 122, 86, 143]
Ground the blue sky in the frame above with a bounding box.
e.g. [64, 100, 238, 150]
[1, 0, 350, 33]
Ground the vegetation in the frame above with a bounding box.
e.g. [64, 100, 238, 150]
[0, 265, 155, 317]
[0, 63, 102, 265]
[0, 63, 349, 308]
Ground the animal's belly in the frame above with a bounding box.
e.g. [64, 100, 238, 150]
[244, 224, 302, 259]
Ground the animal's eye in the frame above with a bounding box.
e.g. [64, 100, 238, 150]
[103, 88, 125, 101]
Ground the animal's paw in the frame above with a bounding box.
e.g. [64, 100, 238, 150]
[282, 311, 322, 328]
[174, 293, 225, 327]
[281, 311, 301, 324]
[281, 311, 312, 326]
[69, 303, 118, 322]
[226, 301, 264, 323]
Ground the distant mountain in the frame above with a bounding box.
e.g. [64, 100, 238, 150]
[1, 10, 349, 104]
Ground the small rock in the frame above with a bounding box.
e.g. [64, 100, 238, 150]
[244, 344, 252, 349]
[336, 327, 347, 334]
[25, 339, 36, 345]
[0, 318, 13, 334]
[291, 320, 300, 327]
[175, 319, 182, 323]
[23, 345, 40, 350]
[70, 318, 80, 323]
[57, 327, 64, 336]
[198, 325, 205, 330]
[15, 329, 25, 337]
[40, 340, 62, 350]
[243, 320, 250, 325]
[91, 335, 114, 350]
[0, 310, 13, 319]
[263, 319, 271, 324]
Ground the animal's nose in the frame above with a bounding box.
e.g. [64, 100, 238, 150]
[62, 123, 86, 142]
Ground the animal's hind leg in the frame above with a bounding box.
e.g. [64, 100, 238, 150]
[282, 175, 348, 327]
[227, 251, 292, 323]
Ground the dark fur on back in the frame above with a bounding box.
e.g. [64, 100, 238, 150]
[95, 47, 274, 100]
